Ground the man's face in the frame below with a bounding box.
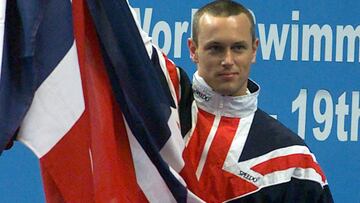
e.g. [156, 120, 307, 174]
[188, 13, 258, 96]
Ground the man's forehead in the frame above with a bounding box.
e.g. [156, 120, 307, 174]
[200, 12, 250, 21]
[197, 14, 252, 35]
[199, 13, 251, 28]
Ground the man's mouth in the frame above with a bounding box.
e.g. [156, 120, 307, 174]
[217, 72, 239, 80]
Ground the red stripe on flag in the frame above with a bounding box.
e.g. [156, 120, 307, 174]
[251, 154, 327, 183]
[163, 53, 180, 102]
[41, 167, 66, 203]
[40, 1, 148, 202]
[72, 1, 147, 201]
[40, 113, 94, 202]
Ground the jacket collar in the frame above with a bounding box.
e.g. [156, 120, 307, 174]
[192, 71, 260, 118]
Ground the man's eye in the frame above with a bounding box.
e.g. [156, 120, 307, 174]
[208, 45, 223, 52]
[232, 45, 246, 52]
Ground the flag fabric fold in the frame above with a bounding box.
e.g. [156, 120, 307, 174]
[85, 0, 189, 202]
[0, 0, 38, 154]
[0, 0, 74, 154]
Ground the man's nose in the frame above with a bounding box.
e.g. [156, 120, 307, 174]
[221, 49, 234, 66]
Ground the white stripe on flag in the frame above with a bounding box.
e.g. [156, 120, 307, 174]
[17, 41, 85, 158]
[124, 116, 177, 203]
[0, 0, 6, 79]
[159, 107, 185, 172]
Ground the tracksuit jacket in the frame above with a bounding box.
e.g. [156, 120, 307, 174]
[150, 44, 333, 202]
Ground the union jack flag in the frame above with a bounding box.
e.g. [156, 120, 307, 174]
[0, 0, 203, 202]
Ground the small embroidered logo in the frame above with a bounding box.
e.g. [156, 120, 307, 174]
[239, 170, 260, 183]
[193, 89, 211, 101]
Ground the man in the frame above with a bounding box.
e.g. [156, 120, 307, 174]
[148, 0, 334, 202]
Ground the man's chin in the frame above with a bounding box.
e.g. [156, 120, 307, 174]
[215, 88, 236, 96]
[214, 86, 245, 97]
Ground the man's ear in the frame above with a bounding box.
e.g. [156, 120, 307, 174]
[187, 38, 199, 63]
[251, 38, 259, 63]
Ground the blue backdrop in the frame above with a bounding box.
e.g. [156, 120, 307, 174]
[0, 0, 359, 202]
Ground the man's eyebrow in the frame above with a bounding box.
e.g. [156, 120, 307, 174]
[204, 41, 222, 45]
[205, 40, 248, 44]
[233, 41, 248, 45]
[232, 41, 250, 47]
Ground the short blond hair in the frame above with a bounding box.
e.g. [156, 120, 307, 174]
[192, 0, 256, 45]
